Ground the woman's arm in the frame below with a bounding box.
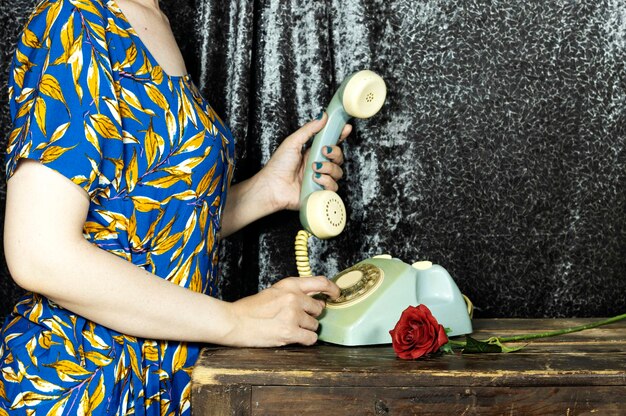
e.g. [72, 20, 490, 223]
[220, 113, 350, 237]
[4, 160, 338, 346]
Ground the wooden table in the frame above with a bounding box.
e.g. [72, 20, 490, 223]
[191, 319, 626, 415]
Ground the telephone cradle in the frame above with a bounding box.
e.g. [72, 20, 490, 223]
[317, 256, 473, 346]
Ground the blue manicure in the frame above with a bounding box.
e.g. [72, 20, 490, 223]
[315, 162, 323, 170]
[315, 173, 322, 179]
[316, 111, 324, 120]
[325, 146, 333, 154]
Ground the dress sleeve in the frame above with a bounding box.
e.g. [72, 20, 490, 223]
[6, 0, 122, 198]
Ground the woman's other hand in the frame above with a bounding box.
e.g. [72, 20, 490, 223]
[226, 276, 341, 347]
[261, 113, 352, 211]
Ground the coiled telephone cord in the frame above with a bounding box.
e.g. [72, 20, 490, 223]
[295, 230, 313, 277]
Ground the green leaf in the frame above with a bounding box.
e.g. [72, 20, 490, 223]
[462, 336, 502, 354]
[440, 343, 454, 354]
[486, 337, 527, 353]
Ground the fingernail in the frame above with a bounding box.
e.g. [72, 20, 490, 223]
[315, 173, 322, 179]
[316, 111, 324, 120]
[325, 146, 333, 154]
[315, 162, 323, 170]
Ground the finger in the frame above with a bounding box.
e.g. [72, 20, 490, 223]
[312, 173, 338, 192]
[301, 295, 325, 317]
[272, 321, 317, 346]
[297, 276, 341, 299]
[299, 312, 320, 331]
[313, 161, 343, 181]
[294, 328, 318, 346]
[339, 124, 352, 143]
[287, 112, 328, 148]
[321, 145, 345, 165]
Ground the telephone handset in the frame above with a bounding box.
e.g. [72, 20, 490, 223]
[298, 70, 387, 240]
[295, 70, 473, 345]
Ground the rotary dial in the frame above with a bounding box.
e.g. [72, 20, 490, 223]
[326, 263, 384, 309]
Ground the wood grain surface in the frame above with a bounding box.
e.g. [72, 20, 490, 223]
[191, 319, 626, 415]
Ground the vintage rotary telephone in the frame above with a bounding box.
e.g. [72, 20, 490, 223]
[296, 70, 473, 346]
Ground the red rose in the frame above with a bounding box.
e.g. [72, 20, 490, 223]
[389, 304, 449, 359]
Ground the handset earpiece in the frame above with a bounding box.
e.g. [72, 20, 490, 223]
[300, 70, 387, 239]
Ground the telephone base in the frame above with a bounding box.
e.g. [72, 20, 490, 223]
[317, 257, 473, 346]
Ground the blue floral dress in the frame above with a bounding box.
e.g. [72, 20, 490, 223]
[0, 0, 234, 414]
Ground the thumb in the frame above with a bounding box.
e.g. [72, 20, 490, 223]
[285, 112, 327, 148]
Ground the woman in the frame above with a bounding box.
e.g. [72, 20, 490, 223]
[0, 0, 349, 414]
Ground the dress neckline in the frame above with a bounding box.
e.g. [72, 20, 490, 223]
[108, 0, 191, 81]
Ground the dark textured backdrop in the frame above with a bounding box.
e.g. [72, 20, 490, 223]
[1, 0, 624, 319]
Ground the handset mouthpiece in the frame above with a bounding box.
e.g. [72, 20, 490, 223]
[300, 191, 346, 239]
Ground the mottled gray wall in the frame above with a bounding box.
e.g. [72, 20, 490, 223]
[1, 0, 625, 319]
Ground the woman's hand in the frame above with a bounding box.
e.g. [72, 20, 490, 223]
[226, 276, 341, 347]
[260, 113, 352, 211]
[220, 113, 352, 237]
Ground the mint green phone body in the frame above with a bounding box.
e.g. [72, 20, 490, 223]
[318, 257, 473, 346]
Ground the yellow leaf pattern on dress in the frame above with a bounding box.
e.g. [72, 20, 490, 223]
[45, 360, 91, 381]
[53, 12, 74, 64]
[120, 86, 148, 112]
[126, 344, 143, 383]
[0, 379, 6, 401]
[89, 113, 121, 140]
[10, 391, 60, 410]
[118, 98, 140, 124]
[16, 97, 35, 119]
[22, 28, 41, 49]
[45, 395, 69, 416]
[25, 338, 38, 368]
[82, 328, 109, 350]
[131, 195, 161, 212]
[151, 66, 163, 85]
[69, 35, 85, 100]
[76, 385, 89, 416]
[142, 341, 159, 362]
[72, 0, 102, 18]
[88, 373, 105, 412]
[44, 0, 63, 39]
[40, 144, 77, 164]
[84, 122, 101, 154]
[189, 262, 203, 293]
[144, 83, 169, 110]
[86, 19, 106, 42]
[34, 96, 47, 138]
[171, 344, 187, 374]
[39, 74, 67, 108]
[84, 351, 113, 367]
[49, 122, 70, 144]
[2, 1, 235, 414]
[175, 130, 205, 155]
[23, 374, 61, 394]
[38, 331, 52, 349]
[87, 50, 100, 107]
[144, 120, 165, 167]
[142, 173, 188, 189]
[125, 149, 138, 192]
